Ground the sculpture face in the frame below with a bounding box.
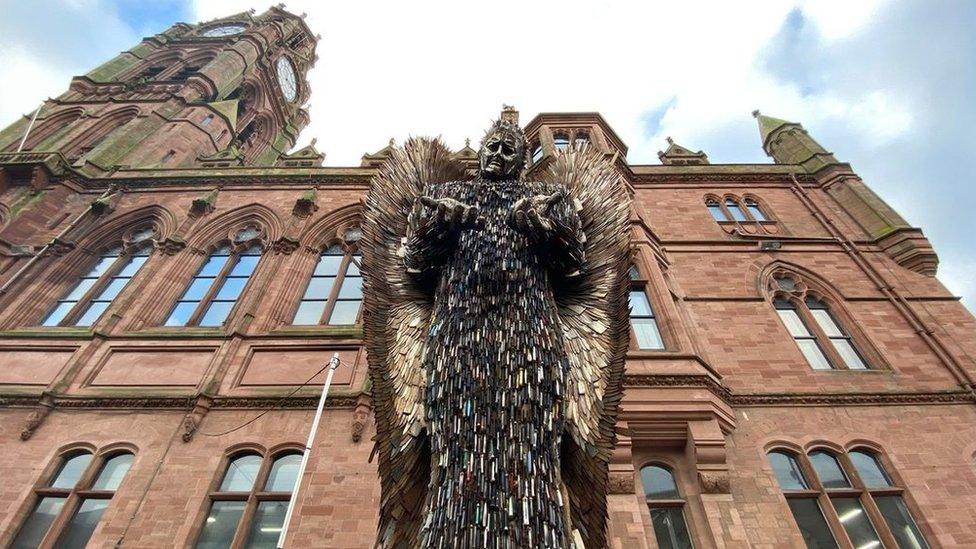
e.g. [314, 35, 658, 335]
[479, 130, 524, 181]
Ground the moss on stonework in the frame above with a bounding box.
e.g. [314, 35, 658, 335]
[86, 52, 141, 83]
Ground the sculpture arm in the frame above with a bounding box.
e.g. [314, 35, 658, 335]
[403, 185, 480, 283]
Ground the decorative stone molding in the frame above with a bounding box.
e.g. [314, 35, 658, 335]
[698, 471, 731, 494]
[20, 394, 55, 441]
[46, 238, 77, 257]
[292, 188, 318, 217]
[156, 236, 187, 255]
[607, 472, 635, 495]
[272, 236, 300, 255]
[181, 394, 214, 442]
[351, 393, 372, 443]
[190, 189, 219, 217]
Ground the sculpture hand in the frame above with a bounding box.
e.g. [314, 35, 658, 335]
[420, 196, 484, 231]
[509, 191, 562, 238]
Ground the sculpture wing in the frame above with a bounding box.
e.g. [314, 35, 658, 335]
[361, 137, 468, 547]
[543, 146, 632, 548]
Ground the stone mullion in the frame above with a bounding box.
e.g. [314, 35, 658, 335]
[125, 248, 206, 330]
[263, 247, 317, 332]
[99, 248, 162, 334]
[226, 243, 283, 334]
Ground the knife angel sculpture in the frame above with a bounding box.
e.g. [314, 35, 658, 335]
[362, 119, 631, 549]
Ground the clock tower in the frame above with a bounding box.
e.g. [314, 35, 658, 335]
[0, 6, 316, 172]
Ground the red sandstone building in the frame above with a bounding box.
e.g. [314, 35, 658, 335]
[0, 7, 974, 549]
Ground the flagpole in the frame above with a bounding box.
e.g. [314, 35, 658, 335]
[16, 103, 43, 153]
[276, 352, 341, 548]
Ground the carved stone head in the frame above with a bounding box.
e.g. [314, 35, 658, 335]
[479, 119, 528, 181]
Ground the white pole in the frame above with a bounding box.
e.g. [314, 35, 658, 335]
[16, 103, 43, 153]
[276, 352, 341, 548]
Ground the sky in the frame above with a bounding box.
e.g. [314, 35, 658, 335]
[0, 0, 973, 307]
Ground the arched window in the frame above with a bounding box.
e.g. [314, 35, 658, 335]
[724, 198, 748, 221]
[553, 132, 570, 151]
[165, 227, 264, 327]
[195, 451, 302, 548]
[640, 464, 693, 548]
[574, 131, 589, 148]
[768, 447, 930, 548]
[628, 263, 664, 350]
[293, 230, 363, 326]
[705, 198, 727, 221]
[10, 109, 83, 152]
[12, 450, 134, 548]
[771, 273, 870, 370]
[65, 110, 138, 158]
[42, 229, 155, 327]
[743, 198, 767, 221]
[530, 142, 543, 164]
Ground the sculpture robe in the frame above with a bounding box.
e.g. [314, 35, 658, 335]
[404, 179, 584, 549]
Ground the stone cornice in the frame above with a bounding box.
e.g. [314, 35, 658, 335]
[0, 393, 362, 410]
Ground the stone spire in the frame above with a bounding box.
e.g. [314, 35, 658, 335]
[752, 110, 837, 173]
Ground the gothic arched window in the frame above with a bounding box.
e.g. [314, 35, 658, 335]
[770, 272, 871, 371]
[293, 231, 363, 326]
[165, 227, 264, 327]
[640, 464, 693, 549]
[704, 195, 773, 225]
[42, 228, 155, 327]
[553, 132, 570, 151]
[11, 449, 134, 548]
[768, 447, 930, 548]
[629, 263, 665, 350]
[195, 450, 301, 548]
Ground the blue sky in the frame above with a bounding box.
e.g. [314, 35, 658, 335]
[0, 0, 973, 308]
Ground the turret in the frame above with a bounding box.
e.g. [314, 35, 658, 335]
[754, 110, 838, 173]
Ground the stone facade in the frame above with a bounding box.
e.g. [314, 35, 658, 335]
[1, 8, 975, 549]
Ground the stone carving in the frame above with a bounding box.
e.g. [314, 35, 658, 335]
[362, 115, 631, 548]
[698, 471, 731, 494]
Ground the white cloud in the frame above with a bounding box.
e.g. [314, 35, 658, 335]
[0, 46, 66, 132]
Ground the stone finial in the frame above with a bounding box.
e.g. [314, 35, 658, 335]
[666, 136, 674, 145]
[752, 109, 761, 118]
[501, 104, 519, 125]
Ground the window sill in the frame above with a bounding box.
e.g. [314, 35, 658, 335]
[270, 324, 363, 338]
[0, 327, 94, 338]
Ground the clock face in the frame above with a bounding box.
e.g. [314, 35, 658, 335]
[276, 57, 298, 102]
[201, 24, 245, 37]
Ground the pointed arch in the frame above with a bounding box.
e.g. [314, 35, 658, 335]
[63, 106, 140, 158]
[759, 260, 888, 371]
[8, 107, 85, 152]
[72, 204, 178, 254]
[185, 203, 283, 252]
[299, 202, 363, 250]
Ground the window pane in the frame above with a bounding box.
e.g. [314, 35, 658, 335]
[199, 301, 234, 327]
[833, 339, 868, 370]
[777, 309, 811, 337]
[848, 451, 891, 488]
[345, 255, 362, 275]
[265, 453, 302, 492]
[293, 301, 327, 325]
[117, 255, 148, 277]
[797, 340, 833, 370]
[65, 277, 99, 300]
[314, 255, 344, 276]
[91, 453, 134, 491]
[220, 454, 262, 491]
[810, 309, 844, 337]
[650, 507, 694, 549]
[229, 255, 260, 277]
[875, 495, 929, 549]
[768, 451, 808, 490]
[629, 290, 653, 317]
[808, 451, 850, 488]
[51, 453, 93, 488]
[633, 318, 664, 350]
[43, 302, 75, 326]
[303, 276, 335, 299]
[96, 277, 128, 300]
[745, 200, 767, 221]
[244, 500, 289, 548]
[183, 277, 216, 301]
[831, 497, 881, 548]
[786, 498, 838, 549]
[73, 301, 110, 327]
[337, 276, 363, 299]
[198, 254, 230, 277]
[89, 255, 120, 277]
[166, 302, 198, 327]
[628, 265, 641, 280]
[641, 465, 679, 499]
[196, 501, 246, 549]
[10, 497, 66, 549]
[726, 200, 747, 221]
[328, 300, 361, 325]
[707, 204, 726, 221]
[214, 276, 248, 301]
[56, 498, 109, 549]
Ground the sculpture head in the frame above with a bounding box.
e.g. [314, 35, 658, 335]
[479, 119, 528, 181]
